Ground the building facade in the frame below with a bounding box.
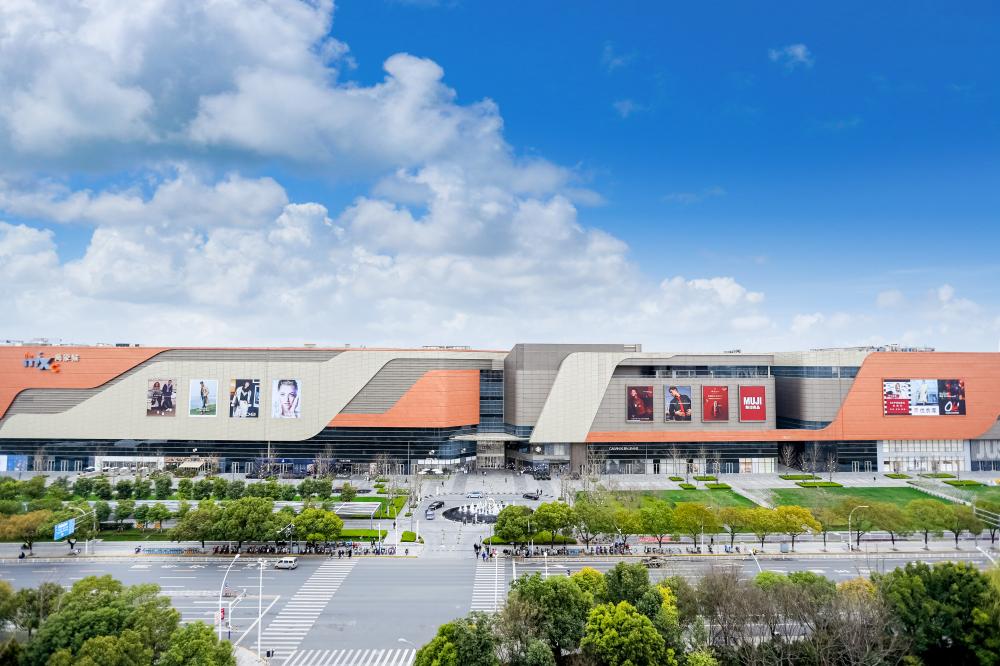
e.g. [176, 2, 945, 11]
[2, 343, 999, 475]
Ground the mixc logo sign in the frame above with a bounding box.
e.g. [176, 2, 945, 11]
[22, 351, 81, 373]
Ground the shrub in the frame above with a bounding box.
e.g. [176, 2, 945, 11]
[919, 472, 956, 479]
[678, 483, 696, 490]
[796, 481, 843, 488]
[483, 532, 577, 545]
[705, 483, 731, 490]
[401, 531, 417, 542]
[779, 474, 820, 480]
[943, 479, 984, 487]
[885, 473, 911, 479]
[668, 476, 684, 482]
[693, 475, 717, 481]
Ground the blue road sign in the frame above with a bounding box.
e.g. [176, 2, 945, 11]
[53, 518, 75, 541]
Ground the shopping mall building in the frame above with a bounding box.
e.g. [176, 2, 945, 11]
[2, 343, 999, 476]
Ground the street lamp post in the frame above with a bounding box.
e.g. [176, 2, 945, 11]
[68, 506, 97, 555]
[257, 558, 265, 659]
[848, 505, 869, 551]
[218, 554, 240, 640]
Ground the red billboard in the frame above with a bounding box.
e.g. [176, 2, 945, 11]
[738, 386, 766, 422]
[701, 386, 729, 422]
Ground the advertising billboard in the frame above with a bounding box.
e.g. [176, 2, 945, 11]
[626, 386, 654, 422]
[53, 518, 75, 541]
[188, 379, 219, 417]
[701, 386, 729, 422]
[146, 379, 177, 417]
[229, 378, 261, 418]
[738, 386, 767, 422]
[882, 379, 966, 416]
[272, 378, 301, 419]
[665, 385, 693, 422]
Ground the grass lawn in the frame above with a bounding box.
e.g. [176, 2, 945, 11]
[603, 490, 756, 510]
[769, 486, 952, 511]
[954, 485, 1000, 504]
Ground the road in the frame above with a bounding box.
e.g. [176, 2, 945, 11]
[1, 549, 993, 665]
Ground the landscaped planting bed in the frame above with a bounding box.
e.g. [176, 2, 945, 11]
[779, 474, 820, 480]
[796, 481, 843, 488]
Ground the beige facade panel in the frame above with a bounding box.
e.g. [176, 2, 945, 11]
[0, 350, 505, 442]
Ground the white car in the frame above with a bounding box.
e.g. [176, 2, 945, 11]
[466, 491, 484, 499]
[274, 557, 298, 570]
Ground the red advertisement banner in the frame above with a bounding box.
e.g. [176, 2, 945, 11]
[701, 386, 729, 422]
[738, 385, 766, 422]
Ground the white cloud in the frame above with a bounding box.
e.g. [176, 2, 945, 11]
[791, 312, 824, 335]
[876, 289, 904, 308]
[601, 42, 634, 72]
[768, 43, 814, 70]
[612, 99, 646, 119]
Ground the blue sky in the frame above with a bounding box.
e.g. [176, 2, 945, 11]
[0, 1, 997, 350]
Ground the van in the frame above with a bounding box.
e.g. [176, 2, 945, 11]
[274, 557, 298, 570]
[425, 509, 436, 520]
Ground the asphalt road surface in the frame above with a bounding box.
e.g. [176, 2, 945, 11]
[0, 550, 993, 666]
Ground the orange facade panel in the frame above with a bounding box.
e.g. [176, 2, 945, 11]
[330, 369, 481, 428]
[0, 346, 167, 420]
[587, 352, 1000, 443]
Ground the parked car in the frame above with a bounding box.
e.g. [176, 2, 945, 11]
[640, 556, 665, 569]
[522, 492, 541, 501]
[275, 557, 299, 570]
[428, 500, 445, 510]
[425, 509, 436, 520]
[533, 472, 551, 480]
[466, 491, 484, 499]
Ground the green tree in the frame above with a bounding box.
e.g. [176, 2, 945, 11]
[0, 510, 54, 553]
[20, 476, 47, 499]
[225, 480, 245, 500]
[877, 561, 1000, 664]
[774, 505, 820, 552]
[980, 500, 1000, 544]
[508, 574, 590, 664]
[133, 504, 150, 530]
[114, 479, 134, 500]
[415, 613, 499, 666]
[717, 507, 748, 549]
[217, 497, 275, 548]
[611, 508, 642, 547]
[10, 582, 64, 637]
[672, 503, 719, 547]
[48, 477, 71, 500]
[870, 502, 912, 548]
[211, 477, 229, 499]
[24, 576, 179, 664]
[158, 621, 235, 666]
[193, 479, 213, 500]
[744, 507, 778, 551]
[572, 500, 612, 550]
[905, 499, 950, 549]
[147, 503, 172, 532]
[65, 629, 154, 666]
[580, 602, 668, 666]
[93, 477, 113, 500]
[570, 567, 607, 603]
[133, 479, 152, 500]
[172, 500, 220, 548]
[639, 500, 673, 548]
[812, 506, 842, 550]
[0, 580, 15, 627]
[534, 502, 575, 547]
[93, 500, 112, 525]
[293, 507, 344, 545]
[685, 650, 719, 666]
[176, 479, 193, 500]
[113, 500, 135, 529]
[153, 476, 172, 500]
[604, 562, 651, 609]
[944, 504, 984, 548]
[495, 505, 533, 544]
[72, 477, 94, 498]
[339, 481, 357, 502]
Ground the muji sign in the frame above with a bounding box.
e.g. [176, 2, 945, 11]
[738, 385, 767, 422]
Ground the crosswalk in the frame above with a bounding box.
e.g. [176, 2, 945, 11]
[253, 559, 356, 660]
[283, 648, 415, 666]
[470, 559, 506, 612]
